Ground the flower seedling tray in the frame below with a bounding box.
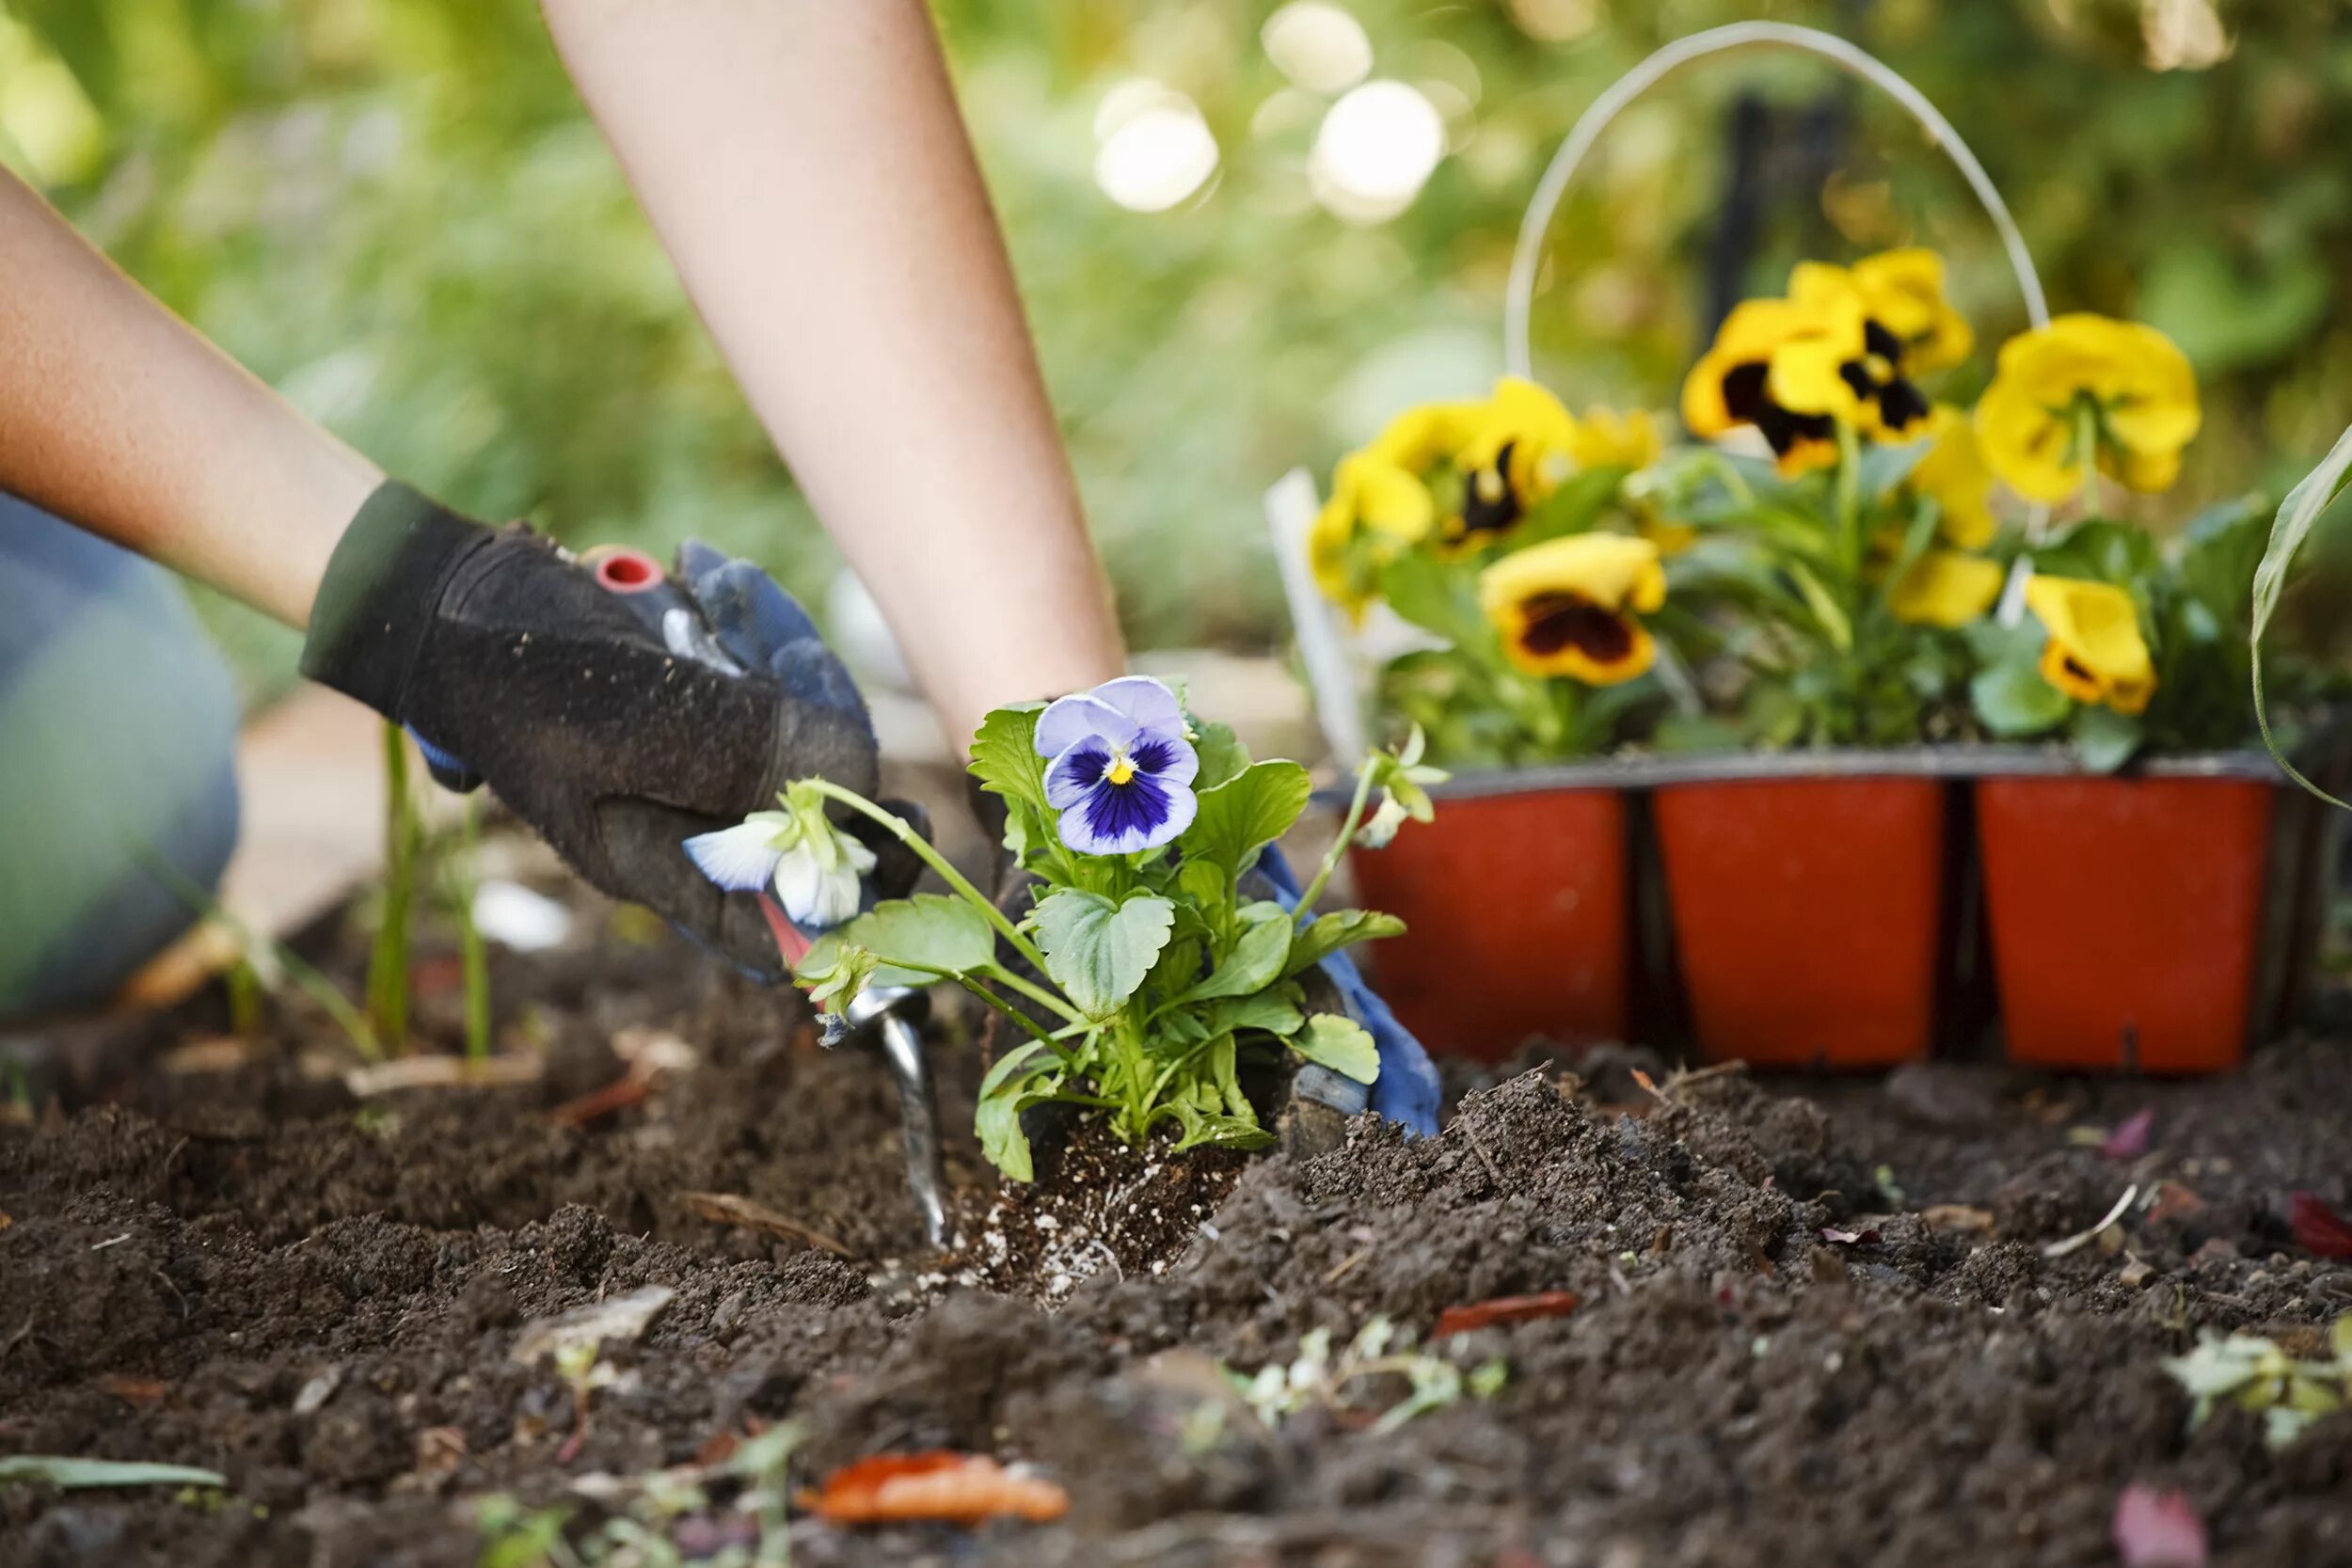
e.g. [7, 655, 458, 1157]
[1343, 768, 1634, 1062]
[1332, 743, 2342, 1075]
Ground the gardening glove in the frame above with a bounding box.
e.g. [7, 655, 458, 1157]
[1251, 846, 1442, 1143]
[300, 482, 918, 981]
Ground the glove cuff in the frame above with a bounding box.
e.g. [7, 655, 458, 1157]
[300, 482, 493, 719]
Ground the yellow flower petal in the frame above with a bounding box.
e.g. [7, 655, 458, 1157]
[1851, 248, 1973, 372]
[1767, 330, 1866, 420]
[1458, 376, 1579, 505]
[1976, 314, 2201, 502]
[1479, 533, 1666, 682]
[1310, 454, 1434, 617]
[1910, 404, 1997, 549]
[1369, 401, 1483, 472]
[2023, 574, 2157, 715]
[1569, 406, 1661, 471]
[1888, 549, 2005, 627]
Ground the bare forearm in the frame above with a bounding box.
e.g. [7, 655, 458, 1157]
[541, 0, 1121, 744]
[0, 169, 380, 629]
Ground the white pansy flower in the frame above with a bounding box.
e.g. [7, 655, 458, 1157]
[683, 785, 876, 930]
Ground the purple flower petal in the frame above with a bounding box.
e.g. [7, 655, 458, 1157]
[1127, 734, 1200, 788]
[1086, 676, 1186, 736]
[1044, 739, 1113, 810]
[1036, 693, 1139, 758]
[1058, 771, 1198, 856]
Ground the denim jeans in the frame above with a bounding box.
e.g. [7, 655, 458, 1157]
[0, 495, 240, 1020]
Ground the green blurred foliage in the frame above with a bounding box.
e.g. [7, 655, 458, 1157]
[7, 0, 2352, 701]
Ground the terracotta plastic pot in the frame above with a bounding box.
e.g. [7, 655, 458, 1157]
[1977, 776, 2275, 1072]
[1653, 776, 1947, 1068]
[1346, 784, 1629, 1062]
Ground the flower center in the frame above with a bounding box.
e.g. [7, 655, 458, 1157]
[1520, 592, 1634, 663]
[1105, 752, 1137, 786]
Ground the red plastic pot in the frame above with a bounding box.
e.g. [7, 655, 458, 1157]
[1346, 784, 1629, 1062]
[1977, 776, 2275, 1072]
[1653, 776, 1947, 1068]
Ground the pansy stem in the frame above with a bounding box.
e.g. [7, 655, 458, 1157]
[1295, 757, 1378, 916]
[2075, 399, 2101, 515]
[803, 780, 1065, 996]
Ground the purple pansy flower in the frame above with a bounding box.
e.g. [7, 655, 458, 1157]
[1035, 676, 1200, 856]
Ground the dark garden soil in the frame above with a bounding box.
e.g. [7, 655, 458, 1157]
[6, 863, 2352, 1566]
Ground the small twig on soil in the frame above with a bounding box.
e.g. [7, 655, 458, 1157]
[89, 1233, 131, 1251]
[2043, 1183, 2141, 1259]
[677, 1192, 852, 1257]
[0, 1317, 34, 1365]
[1322, 1247, 1371, 1287]
[1461, 1124, 1503, 1188]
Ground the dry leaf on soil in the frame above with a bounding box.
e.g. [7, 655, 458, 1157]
[1433, 1292, 1581, 1338]
[2288, 1192, 2352, 1259]
[802, 1452, 1069, 1527]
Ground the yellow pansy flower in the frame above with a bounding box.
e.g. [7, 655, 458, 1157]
[1849, 247, 1973, 373]
[1311, 454, 1435, 619]
[1478, 534, 1666, 685]
[1444, 377, 1581, 548]
[1907, 404, 1997, 550]
[1975, 314, 2201, 503]
[1681, 296, 1848, 475]
[1366, 399, 1483, 472]
[1888, 549, 2006, 628]
[1567, 405, 1661, 472]
[1776, 267, 1932, 442]
[2023, 574, 2157, 715]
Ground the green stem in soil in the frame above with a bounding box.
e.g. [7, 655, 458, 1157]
[1294, 755, 1380, 917]
[804, 779, 1064, 990]
[454, 797, 492, 1062]
[365, 720, 418, 1053]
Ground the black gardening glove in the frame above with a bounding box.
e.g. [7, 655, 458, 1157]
[300, 482, 918, 980]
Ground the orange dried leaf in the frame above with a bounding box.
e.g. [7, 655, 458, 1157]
[803, 1451, 1069, 1528]
[96, 1374, 167, 1404]
[1433, 1291, 1581, 1338]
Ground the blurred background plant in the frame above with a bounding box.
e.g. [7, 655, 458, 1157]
[6, 0, 2350, 705]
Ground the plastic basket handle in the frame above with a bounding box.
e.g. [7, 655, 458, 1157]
[1505, 22, 2048, 380]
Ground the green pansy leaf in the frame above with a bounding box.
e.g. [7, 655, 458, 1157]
[1376, 549, 1489, 648]
[1182, 761, 1311, 882]
[1291, 1012, 1381, 1085]
[1284, 910, 1406, 976]
[1033, 889, 1176, 1017]
[1201, 989, 1306, 1038]
[976, 1039, 1060, 1181]
[1190, 719, 1251, 792]
[834, 895, 998, 988]
[1971, 660, 2072, 737]
[1208, 1032, 1252, 1119]
[969, 703, 1052, 819]
[1511, 465, 1627, 548]
[2072, 705, 2145, 773]
[1172, 1110, 1275, 1152]
[1854, 436, 1930, 502]
[1189, 906, 1293, 1000]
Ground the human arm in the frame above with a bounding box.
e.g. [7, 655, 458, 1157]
[0, 166, 381, 630]
[538, 0, 1124, 747]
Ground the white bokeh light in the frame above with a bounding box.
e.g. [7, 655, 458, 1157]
[1261, 3, 1375, 95]
[1310, 79, 1445, 224]
[1094, 89, 1220, 213]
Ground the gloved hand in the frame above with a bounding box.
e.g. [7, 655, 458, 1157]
[300, 482, 914, 980]
[1251, 846, 1442, 1142]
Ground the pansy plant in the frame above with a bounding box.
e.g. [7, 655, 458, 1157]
[690, 677, 1434, 1181]
[1319, 244, 2307, 769]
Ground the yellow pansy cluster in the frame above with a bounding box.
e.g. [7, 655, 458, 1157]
[1311, 376, 1673, 684]
[1311, 246, 2205, 750]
